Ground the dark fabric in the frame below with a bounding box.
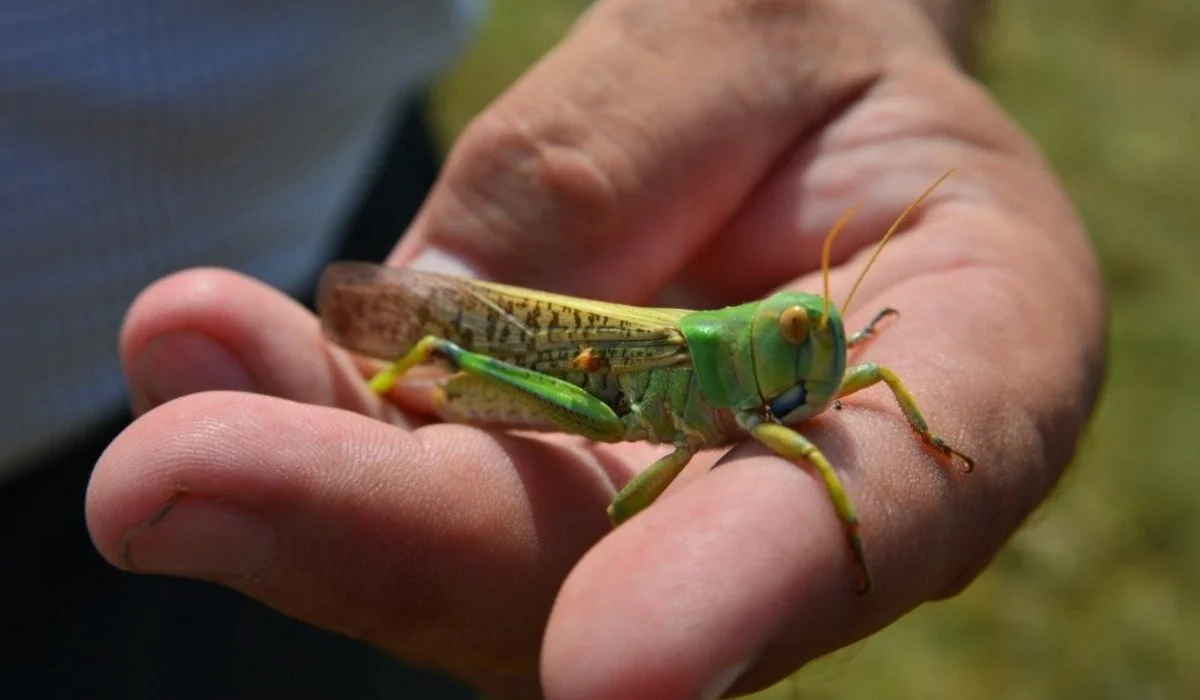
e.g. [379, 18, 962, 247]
[0, 93, 473, 699]
[331, 90, 443, 267]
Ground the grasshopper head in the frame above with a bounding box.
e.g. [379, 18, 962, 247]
[750, 291, 847, 424]
[743, 171, 955, 425]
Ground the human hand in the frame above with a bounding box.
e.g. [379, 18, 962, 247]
[87, 1, 1105, 698]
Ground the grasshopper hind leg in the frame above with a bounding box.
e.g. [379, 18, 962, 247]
[367, 336, 453, 394]
[435, 373, 570, 433]
[370, 335, 626, 443]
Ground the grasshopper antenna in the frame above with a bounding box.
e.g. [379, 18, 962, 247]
[840, 170, 955, 318]
[818, 202, 863, 331]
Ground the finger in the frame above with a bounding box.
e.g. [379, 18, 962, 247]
[659, 40, 1090, 308]
[392, 0, 942, 304]
[543, 434, 873, 700]
[85, 390, 622, 694]
[120, 267, 380, 417]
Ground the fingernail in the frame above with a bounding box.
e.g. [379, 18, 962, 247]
[121, 493, 278, 580]
[406, 247, 481, 277]
[134, 332, 252, 410]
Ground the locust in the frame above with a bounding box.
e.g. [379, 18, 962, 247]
[316, 172, 974, 594]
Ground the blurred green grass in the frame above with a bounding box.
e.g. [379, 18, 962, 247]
[430, 1, 1200, 697]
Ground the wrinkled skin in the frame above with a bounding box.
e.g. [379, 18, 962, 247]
[87, 1, 1105, 698]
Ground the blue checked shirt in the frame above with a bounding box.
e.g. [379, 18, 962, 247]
[0, 1, 480, 480]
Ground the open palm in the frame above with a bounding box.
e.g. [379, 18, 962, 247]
[88, 2, 1104, 699]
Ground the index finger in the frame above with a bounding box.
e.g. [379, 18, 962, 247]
[391, 0, 916, 304]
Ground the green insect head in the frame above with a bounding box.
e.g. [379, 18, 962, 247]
[683, 171, 954, 425]
[763, 170, 957, 423]
[750, 291, 846, 424]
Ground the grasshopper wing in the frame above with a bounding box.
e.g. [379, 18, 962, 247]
[317, 262, 693, 374]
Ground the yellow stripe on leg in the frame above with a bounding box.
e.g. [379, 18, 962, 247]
[750, 422, 871, 594]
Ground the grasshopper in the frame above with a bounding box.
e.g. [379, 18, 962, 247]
[316, 172, 973, 593]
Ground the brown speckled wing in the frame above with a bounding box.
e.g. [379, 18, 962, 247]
[317, 262, 693, 374]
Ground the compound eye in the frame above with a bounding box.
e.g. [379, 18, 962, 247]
[779, 305, 809, 344]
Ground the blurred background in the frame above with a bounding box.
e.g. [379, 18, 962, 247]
[428, 1, 1199, 697]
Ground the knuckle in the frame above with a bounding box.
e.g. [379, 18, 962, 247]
[449, 105, 629, 236]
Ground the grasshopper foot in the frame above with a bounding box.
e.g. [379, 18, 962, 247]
[848, 526, 873, 595]
[927, 434, 975, 473]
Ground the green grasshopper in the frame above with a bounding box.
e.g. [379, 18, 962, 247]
[316, 172, 973, 593]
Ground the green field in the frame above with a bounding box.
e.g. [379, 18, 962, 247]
[430, 2, 1200, 697]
